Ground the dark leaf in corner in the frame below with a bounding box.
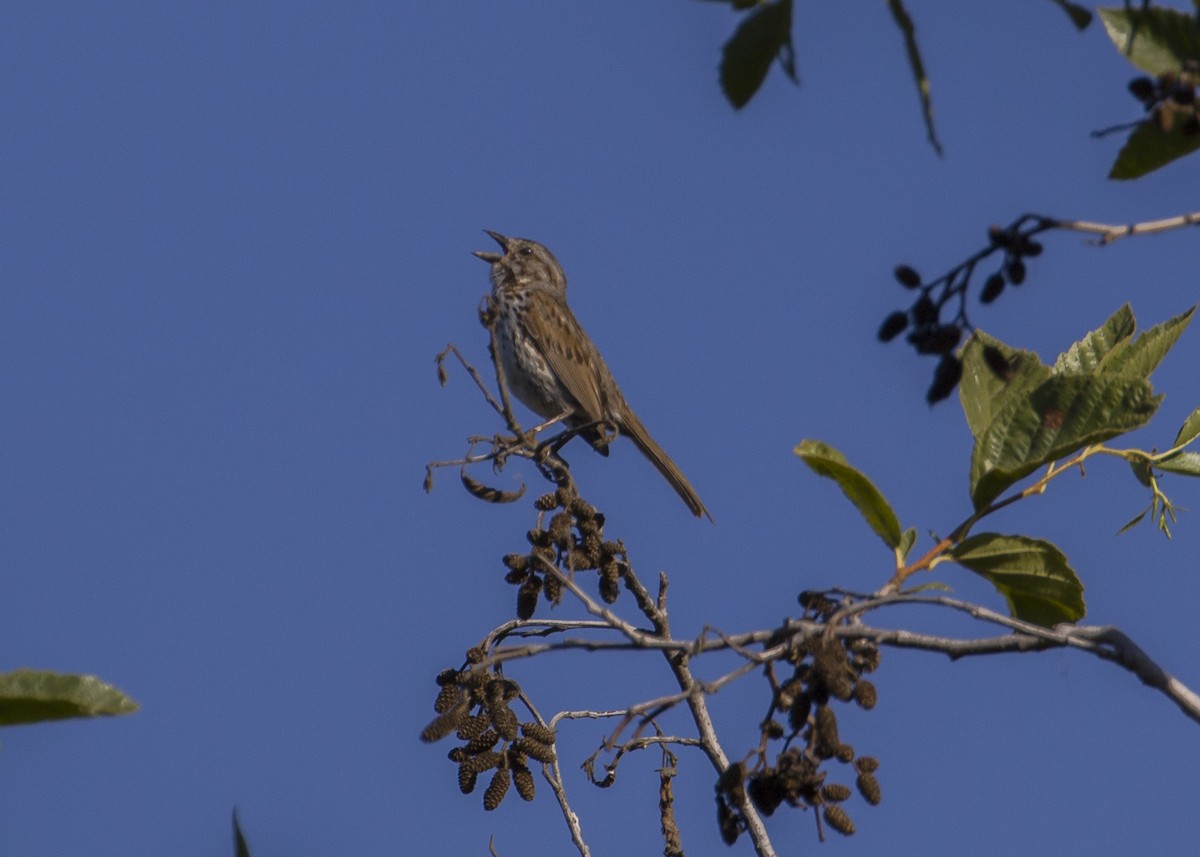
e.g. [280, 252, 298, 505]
[720, 0, 794, 110]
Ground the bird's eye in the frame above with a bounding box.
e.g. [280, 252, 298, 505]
[519, 246, 534, 256]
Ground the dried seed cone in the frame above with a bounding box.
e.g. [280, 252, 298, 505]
[458, 765, 479, 795]
[798, 590, 836, 616]
[811, 637, 854, 701]
[548, 511, 573, 546]
[455, 713, 491, 741]
[850, 639, 881, 673]
[857, 772, 882, 805]
[420, 701, 468, 743]
[491, 704, 520, 741]
[461, 750, 503, 774]
[823, 804, 856, 835]
[747, 773, 784, 816]
[512, 737, 557, 764]
[434, 682, 462, 714]
[517, 575, 542, 620]
[503, 553, 530, 573]
[599, 563, 620, 603]
[821, 783, 852, 803]
[463, 729, 500, 756]
[483, 768, 510, 811]
[487, 678, 520, 703]
[580, 532, 603, 564]
[788, 692, 812, 733]
[853, 755, 879, 774]
[521, 722, 557, 745]
[813, 705, 840, 759]
[716, 797, 740, 845]
[716, 761, 747, 805]
[569, 497, 597, 520]
[512, 764, 536, 801]
[853, 679, 877, 710]
[543, 570, 562, 604]
[526, 527, 549, 547]
[567, 548, 595, 570]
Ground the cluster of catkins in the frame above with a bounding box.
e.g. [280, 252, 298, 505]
[715, 591, 883, 843]
[420, 663, 557, 811]
[501, 488, 630, 617]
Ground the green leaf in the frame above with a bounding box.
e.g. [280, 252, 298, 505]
[970, 373, 1162, 509]
[1051, 303, 1136, 375]
[795, 439, 902, 549]
[886, 0, 942, 155]
[898, 527, 918, 562]
[948, 533, 1085, 627]
[1098, 6, 1200, 74]
[1172, 406, 1200, 449]
[1153, 492, 1178, 537]
[0, 670, 138, 726]
[1157, 451, 1200, 477]
[720, 0, 795, 110]
[1110, 114, 1200, 181]
[1103, 305, 1195, 379]
[958, 331, 1050, 441]
[1116, 505, 1150, 535]
[1049, 0, 1093, 30]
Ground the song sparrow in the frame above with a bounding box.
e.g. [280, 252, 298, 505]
[473, 231, 712, 522]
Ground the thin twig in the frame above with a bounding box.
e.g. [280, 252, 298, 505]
[540, 755, 590, 857]
[666, 648, 778, 857]
[535, 557, 661, 647]
[882, 445, 1103, 592]
[477, 590, 1200, 725]
[1050, 211, 1200, 245]
[479, 296, 524, 435]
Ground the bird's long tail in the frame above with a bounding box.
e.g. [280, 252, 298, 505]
[619, 411, 713, 523]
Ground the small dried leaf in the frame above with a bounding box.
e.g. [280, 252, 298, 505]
[461, 471, 526, 504]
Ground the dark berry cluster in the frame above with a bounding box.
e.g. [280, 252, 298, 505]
[714, 592, 883, 844]
[1128, 62, 1200, 135]
[878, 215, 1050, 402]
[420, 665, 557, 811]
[981, 224, 1042, 303]
[501, 488, 629, 618]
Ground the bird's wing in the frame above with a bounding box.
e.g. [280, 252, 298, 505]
[519, 290, 608, 423]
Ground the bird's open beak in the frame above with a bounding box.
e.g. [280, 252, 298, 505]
[472, 230, 508, 263]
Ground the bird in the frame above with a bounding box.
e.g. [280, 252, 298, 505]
[473, 230, 712, 521]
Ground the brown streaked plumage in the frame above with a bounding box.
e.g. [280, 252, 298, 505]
[473, 230, 712, 522]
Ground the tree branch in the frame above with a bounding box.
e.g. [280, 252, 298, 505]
[1052, 211, 1200, 245]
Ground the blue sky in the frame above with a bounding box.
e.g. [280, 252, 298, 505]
[2, 2, 1198, 855]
